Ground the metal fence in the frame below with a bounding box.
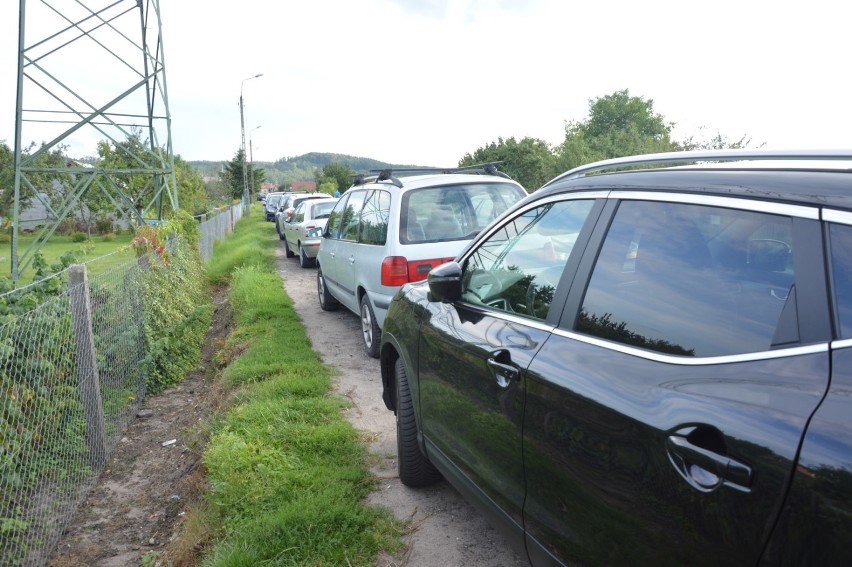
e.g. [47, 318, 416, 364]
[0, 256, 150, 566]
[198, 203, 244, 260]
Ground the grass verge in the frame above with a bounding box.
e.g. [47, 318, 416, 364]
[167, 206, 402, 566]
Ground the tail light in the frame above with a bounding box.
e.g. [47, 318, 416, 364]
[381, 256, 455, 286]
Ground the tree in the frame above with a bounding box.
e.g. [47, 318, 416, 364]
[679, 128, 752, 150]
[173, 155, 209, 215]
[220, 148, 264, 200]
[0, 141, 71, 220]
[554, 89, 681, 172]
[459, 136, 557, 191]
[315, 163, 354, 195]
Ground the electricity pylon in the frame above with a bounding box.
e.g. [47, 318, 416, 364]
[11, 0, 178, 282]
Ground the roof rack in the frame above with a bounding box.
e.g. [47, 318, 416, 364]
[366, 161, 513, 180]
[543, 149, 852, 187]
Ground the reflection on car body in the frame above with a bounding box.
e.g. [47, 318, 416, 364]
[378, 149, 852, 566]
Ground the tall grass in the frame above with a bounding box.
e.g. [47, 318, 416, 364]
[174, 208, 402, 565]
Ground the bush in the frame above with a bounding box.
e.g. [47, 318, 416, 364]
[70, 232, 87, 243]
[101, 232, 116, 242]
[95, 218, 114, 235]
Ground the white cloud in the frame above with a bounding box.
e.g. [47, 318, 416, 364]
[2, 0, 851, 169]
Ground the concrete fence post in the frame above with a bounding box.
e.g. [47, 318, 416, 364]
[68, 264, 106, 468]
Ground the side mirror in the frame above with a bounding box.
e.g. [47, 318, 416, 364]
[428, 261, 462, 303]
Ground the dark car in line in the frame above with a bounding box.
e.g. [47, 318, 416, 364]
[379, 149, 852, 566]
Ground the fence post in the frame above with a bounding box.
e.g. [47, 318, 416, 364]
[68, 264, 107, 468]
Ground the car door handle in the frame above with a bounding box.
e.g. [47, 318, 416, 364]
[667, 433, 753, 491]
[348, 256, 355, 264]
[487, 357, 519, 388]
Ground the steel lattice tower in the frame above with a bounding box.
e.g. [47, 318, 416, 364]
[11, 0, 177, 282]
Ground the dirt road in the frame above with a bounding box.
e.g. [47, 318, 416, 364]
[275, 246, 528, 567]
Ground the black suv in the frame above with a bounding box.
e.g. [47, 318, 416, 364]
[379, 150, 852, 566]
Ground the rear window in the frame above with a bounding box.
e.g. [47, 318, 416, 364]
[401, 182, 525, 244]
[312, 201, 335, 219]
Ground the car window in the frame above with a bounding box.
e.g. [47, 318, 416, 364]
[340, 191, 367, 241]
[312, 201, 335, 220]
[460, 199, 595, 320]
[325, 194, 349, 239]
[293, 202, 306, 223]
[401, 182, 525, 244]
[359, 190, 390, 245]
[577, 200, 797, 357]
[829, 223, 852, 339]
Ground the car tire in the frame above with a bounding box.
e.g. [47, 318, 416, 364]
[278, 226, 286, 241]
[299, 244, 314, 268]
[317, 266, 339, 311]
[395, 357, 442, 487]
[360, 295, 381, 358]
[285, 239, 295, 258]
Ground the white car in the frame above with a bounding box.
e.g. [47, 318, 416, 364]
[275, 193, 328, 237]
[283, 197, 338, 267]
[316, 165, 527, 357]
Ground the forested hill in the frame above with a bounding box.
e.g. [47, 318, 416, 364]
[190, 152, 427, 186]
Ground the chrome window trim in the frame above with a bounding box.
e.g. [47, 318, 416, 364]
[454, 302, 555, 333]
[553, 328, 828, 365]
[832, 338, 852, 350]
[824, 209, 852, 225]
[614, 191, 819, 219]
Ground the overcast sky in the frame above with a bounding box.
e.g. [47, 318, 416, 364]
[2, 0, 850, 168]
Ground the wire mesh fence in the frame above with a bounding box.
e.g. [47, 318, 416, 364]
[0, 249, 174, 565]
[0, 207, 229, 565]
[198, 203, 243, 260]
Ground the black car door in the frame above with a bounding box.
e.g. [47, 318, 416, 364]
[522, 195, 832, 566]
[417, 197, 600, 554]
[758, 217, 852, 566]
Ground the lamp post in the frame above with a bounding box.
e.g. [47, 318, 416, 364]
[249, 125, 261, 200]
[239, 73, 263, 212]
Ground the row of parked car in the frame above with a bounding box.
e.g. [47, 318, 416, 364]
[272, 152, 852, 566]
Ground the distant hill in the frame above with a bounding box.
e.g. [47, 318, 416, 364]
[190, 152, 428, 187]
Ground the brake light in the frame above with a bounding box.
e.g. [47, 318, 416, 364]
[382, 257, 409, 286]
[381, 256, 455, 286]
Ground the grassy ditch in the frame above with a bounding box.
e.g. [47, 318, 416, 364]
[175, 207, 402, 566]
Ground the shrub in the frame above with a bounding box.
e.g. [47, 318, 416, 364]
[95, 218, 114, 235]
[101, 232, 116, 242]
[70, 232, 87, 243]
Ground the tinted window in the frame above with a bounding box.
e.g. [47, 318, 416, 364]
[829, 223, 852, 339]
[359, 190, 390, 245]
[325, 194, 349, 239]
[461, 200, 595, 320]
[340, 191, 367, 241]
[578, 200, 797, 357]
[402, 182, 525, 244]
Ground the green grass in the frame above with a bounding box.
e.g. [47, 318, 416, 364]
[0, 232, 135, 281]
[197, 206, 403, 566]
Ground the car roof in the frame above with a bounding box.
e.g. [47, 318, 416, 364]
[347, 162, 522, 192]
[540, 149, 852, 211]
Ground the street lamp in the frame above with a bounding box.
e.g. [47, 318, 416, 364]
[239, 73, 263, 211]
[249, 125, 261, 199]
